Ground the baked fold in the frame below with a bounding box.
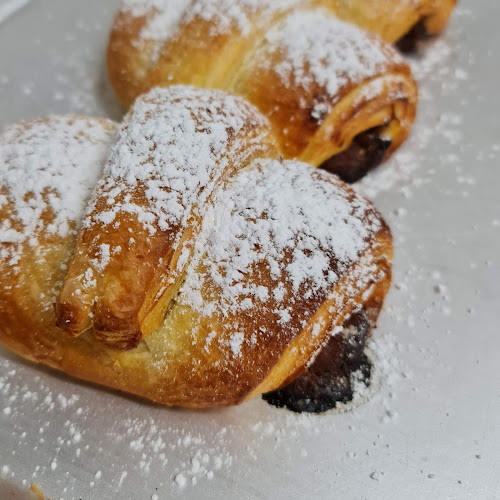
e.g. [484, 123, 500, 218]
[55, 86, 277, 350]
[312, 0, 456, 48]
[229, 9, 417, 180]
[0, 112, 392, 408]
[108, 1, 419, 181]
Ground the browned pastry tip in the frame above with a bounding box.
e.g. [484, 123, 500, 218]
[413, 0, 457, 40]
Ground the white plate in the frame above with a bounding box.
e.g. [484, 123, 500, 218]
[0, 2, 499, 499]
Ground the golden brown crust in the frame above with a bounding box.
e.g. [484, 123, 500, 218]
[0, 218, 392, 408]
[313, 0, 456, 43]
[107, 9, 159, 107]
[108, 1, 456, 107]
[0, 197, 392, 408]
[232, 50, 417, 166]
[55, 87, 278, 350]
[424, 0, 456, 36]
[0, 110, 393, 408]
[248, 227, 392, 400]
[107, 2, 425, 180]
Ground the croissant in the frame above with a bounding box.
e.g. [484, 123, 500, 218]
[0, 87, 392, 409]
[55, 86, 277, 349]
[108, 1, 418, 182]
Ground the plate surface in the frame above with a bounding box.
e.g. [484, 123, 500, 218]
[0, 2, 499, 499]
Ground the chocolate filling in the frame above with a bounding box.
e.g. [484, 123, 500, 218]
[319, 129, 392, 183]
[263, 309, 372, 413]
[396, 19, 430, 53]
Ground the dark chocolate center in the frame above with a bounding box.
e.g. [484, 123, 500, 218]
[319, 129, 392, 183]
[263, 309, 372, 414]
[396, 19, 430, 53]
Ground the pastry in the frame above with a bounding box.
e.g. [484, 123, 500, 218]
[108, 1, 418, 182]
[55, 86, 277, 349]
[0, 87, 392, 408]
[315, 0, 456, 50]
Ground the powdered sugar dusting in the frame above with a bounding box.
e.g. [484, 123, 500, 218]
[56, 86, 275, 337]
[85, 86, 271, 236]
[121, 0, 190, 47]
[3, 3, 499, 499]
[121, 0, 302, 43]
[180, 159, 382, 320]
[0, 116, 116, 263]
[186, 0, 301, 35]
[258, 10, 400, 102]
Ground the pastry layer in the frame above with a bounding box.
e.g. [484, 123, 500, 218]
[55, 86, 278, 349]
[108, 1, 422, 181]
[0, 114, 392, 407]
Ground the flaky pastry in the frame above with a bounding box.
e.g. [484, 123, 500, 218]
[55, 86, 277, 349]
[108, 1, 421, 182]
[0, 87, 392, 408]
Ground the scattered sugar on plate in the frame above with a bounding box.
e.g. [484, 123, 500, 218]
[0, 3, 497, 498]
[174, 472, 186, 488]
